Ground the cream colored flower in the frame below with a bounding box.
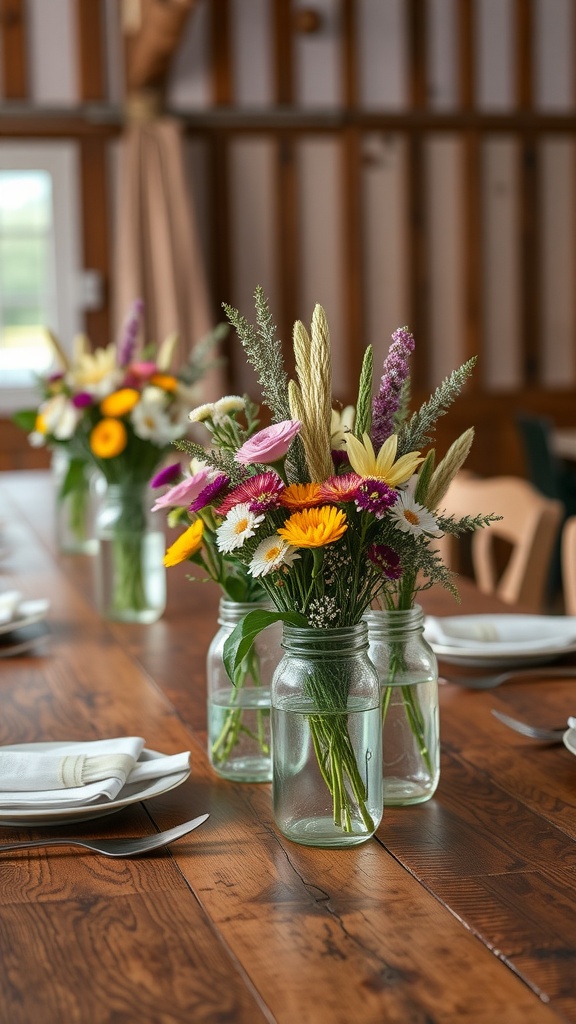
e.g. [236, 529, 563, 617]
[330, 405, 355, 449]
[67, 340, 121, 398]
[189, 402, 215, 423]
[344, 432, 422, 486]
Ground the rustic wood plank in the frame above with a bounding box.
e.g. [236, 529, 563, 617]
[75, 0, 105, 101]
[79, 137, 111, 349]
[0, 0, 27, 99]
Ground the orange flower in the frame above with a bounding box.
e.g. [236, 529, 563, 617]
[277, 505, 347, 548]
[150, 373, 178, 392]
[100, 388, 140, 418]
[35, 413, 47, 434]
[163, 520, 204, 567]
[280, 483, 323, 511]
[90, 418, 127, 458]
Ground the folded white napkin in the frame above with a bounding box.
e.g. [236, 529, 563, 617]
[0, 739, 190, 810]
[0, 591, 22, 626]
[424, 615, 576, 653]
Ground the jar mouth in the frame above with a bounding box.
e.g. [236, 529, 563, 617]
[217, 597, 274, 625]
[280, 621, 369, 654]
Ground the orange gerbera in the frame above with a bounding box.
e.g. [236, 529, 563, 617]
[100, 388, 140, 418]
[163, 520, 204, 567]
[280, 483, 323, 511]
[90, 417, 127, 458]
[149, 373, 178, 392]
[277, 506, 347, 548]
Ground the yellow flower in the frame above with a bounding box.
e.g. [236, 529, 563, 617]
[90, 418, 127, 458]
[344, 432, 422, 486]
[150, 373, 178, 392]
[280, 483, 323, 510]
[35, 413, 47, 434]
[277, 506, 347, 548]
[100, 388, 140, 418]
[163, 520, 204, 567]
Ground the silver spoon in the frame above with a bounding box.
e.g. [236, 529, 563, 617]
[441, 665, 576, 690]
[490, 709, 566, 741]
[0, 813, 209, 857]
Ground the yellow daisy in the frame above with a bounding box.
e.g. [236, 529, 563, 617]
[163, 520, 204, 567]
[35, 413, 47, 434]
[100, 388, 140, 418]
[277, 506, 347, 548]
[344, 432, 422, 486]
[90, 418, 127, 459]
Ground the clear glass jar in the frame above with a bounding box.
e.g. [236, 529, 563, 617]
[94, 483, 166, 623]
[365, 605, 439, 806]
[207, 598, 279, 782]
[51, 447, 100, 555]
[271, 622, 383, 848]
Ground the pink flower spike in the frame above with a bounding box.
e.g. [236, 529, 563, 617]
[150, 468, 213, 511]
[236, 420, 301, 466]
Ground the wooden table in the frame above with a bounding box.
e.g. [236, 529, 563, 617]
[2, 471, 576, 1023]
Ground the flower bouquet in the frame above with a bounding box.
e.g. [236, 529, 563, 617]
[154, 397, 277, 780]
[171, 287, 496, 843]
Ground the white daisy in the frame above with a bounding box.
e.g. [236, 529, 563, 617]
[389, 490, 442, 537]
[213, 395, 245, 416]
[216, 503, 265, 552]
[188, 402, 215, 423]
[131, 397, 178, 445]
[40, 394, 80, 440]
[248, 535, 300, 577]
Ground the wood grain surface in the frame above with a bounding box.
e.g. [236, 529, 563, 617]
[1, 471, 576, 1023]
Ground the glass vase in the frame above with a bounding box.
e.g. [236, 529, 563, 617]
[51, 447, 99, 555]
[271, 622, 383, 848]
[365, 605, 440, 806]
[207, 598, 280, 782]
[94, 483, 166, 623]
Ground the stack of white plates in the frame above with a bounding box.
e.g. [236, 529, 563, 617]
[424, 614, 576, 668]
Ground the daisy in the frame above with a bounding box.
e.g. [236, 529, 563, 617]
[131, 395, 181, 445]
[216, 472, 284, 515]
[277, 506, 348, 548]
[318, 473, 362, 504]
[280, 483, 323, 510]
[216, 503, 265, 552]
[389, 490, 442, 537]
[248, 535, 300, 577]
[344, 432, 422, 487]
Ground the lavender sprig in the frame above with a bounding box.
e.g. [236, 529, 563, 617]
[117, 298, 145, 368]
[371, 327, 415, 449]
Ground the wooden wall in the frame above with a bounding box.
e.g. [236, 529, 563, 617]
[1, 0, 576, 476]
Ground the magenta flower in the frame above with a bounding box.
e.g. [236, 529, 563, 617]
[117, 298, 144, 367]
[354, 478, 397, 518]
[236, 420, 301, 466]
[150, 462, 182, 489]
[189, 474, 230, 513]
[71, 391, 93, 409]
[318, 473, 362, 504]
[216, 471, 285, 516]
[150, 467, 213, 511]
[367, 543, 402, 580]
[372, 327, 415, 450]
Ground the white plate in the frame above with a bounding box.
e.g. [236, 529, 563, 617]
[0, 746, 190, 826]
[0, 599, 50, 636]
[426, 614, 576, 668]
[563, 728, 576, 756]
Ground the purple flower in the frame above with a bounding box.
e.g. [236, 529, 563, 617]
[354, 478, 397, 518]
[367, 543, 402, 580]
[71, 391, 93, 409]
[150, 462, 182, 489]
[117, 298, 145, 368]
[371, 327, 415, 449]
[188, 474, 230, 512]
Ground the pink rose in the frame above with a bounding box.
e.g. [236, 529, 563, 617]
[236, 420, 301, 466]
[151, 467, 213, 511]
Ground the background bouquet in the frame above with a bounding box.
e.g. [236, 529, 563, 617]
[166, 287, 496, 835]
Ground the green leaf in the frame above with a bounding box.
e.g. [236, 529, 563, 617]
[223, 608, 307, 684]
[11, 409, 37, 432]
[60, 457, 88, 500]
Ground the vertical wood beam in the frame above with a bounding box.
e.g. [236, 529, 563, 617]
[515, 0, 539, 384]
[340, 1, 364, 388]
[274, 133, 298, 375]
[76, 0, 105, 101]
[273, 0, 293, 105]
[407, 0, 427, 110]
[407, 0, 428, 386]
[210, 0, 232, 104]
[459, 0, 482, 381]
[1, 0, 28, 99]
[515, 0, 533, 111]
[79, 138, 110, 347]
[458, 0, 475, 111]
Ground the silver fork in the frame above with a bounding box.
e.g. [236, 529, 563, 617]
[0, 813, 209, 857]
[442, 665, 576, 690]
[490, 709, 566, 741]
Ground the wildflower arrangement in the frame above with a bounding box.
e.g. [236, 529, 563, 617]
[168, 287, 495, 832]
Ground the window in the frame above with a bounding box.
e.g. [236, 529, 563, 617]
[0, 142, 83, 413]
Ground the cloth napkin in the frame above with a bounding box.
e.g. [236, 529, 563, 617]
[424, 615, 576, 653]
[0, 738, 190, 809]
